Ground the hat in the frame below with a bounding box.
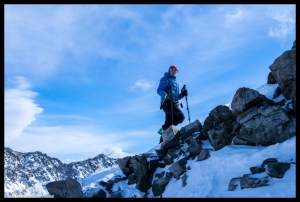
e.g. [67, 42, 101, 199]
[168, 65, 178, 72]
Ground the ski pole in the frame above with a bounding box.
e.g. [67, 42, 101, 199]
[182, 84, 191, 123]
[186, 94, 191, 123]
[170, 85, 173, 125]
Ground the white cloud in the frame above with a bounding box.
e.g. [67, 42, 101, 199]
[130, 80, 155, 92]
[7, 125, 145, 163]
[224, 8, 253, 27]
[267, 10, 295, 42]
[4, 76, 43, 141]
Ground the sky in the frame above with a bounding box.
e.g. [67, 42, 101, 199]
[4, 4, 296, 164]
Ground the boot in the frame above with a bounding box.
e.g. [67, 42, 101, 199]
[158, 128, 164, 135]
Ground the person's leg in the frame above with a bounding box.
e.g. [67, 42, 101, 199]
[162, 100, 185, 130]
[160, 101, 185, 144]
[172, 104, 185, 126]
[161, 100, 173, 130]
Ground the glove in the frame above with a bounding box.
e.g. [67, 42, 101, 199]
[181, 90, 188, 97]
[181, 85, 188, 97]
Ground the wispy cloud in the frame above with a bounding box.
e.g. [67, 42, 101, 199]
[267, 9, 295, 43]
[4, 76, 43, 141]
[4, 76, 157, 162]
[130, 80, 155, 92]
[224, 8, 254, 27]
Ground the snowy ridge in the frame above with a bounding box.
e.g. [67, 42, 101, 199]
[4, 147, 119, 197]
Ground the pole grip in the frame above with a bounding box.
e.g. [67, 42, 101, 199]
[181, 84, 186, 92]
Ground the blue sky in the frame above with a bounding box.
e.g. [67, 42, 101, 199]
[4, 4, 295, 163]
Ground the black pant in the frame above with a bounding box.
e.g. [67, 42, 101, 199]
[161, 100, 185, 130]
[160, 100, 185, 143]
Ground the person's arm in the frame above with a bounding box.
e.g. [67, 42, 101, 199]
[178, 92, 184, 99]
[157, 77, 168, 99]
[178, 85, 188, 99]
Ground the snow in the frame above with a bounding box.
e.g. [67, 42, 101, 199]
[80, 136, 295, 198]
[80, 83, 296, 198]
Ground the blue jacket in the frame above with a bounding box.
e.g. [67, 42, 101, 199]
[157, 72, 184, 104]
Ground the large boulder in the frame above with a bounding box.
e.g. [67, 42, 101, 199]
[231, 87, 271, 116]
[269, 40, 296, 101]
[45, 178, 83, 198]
[269, 40, 296, 115]
[236, 104, 295, 146]
[179, 119, 203, 142]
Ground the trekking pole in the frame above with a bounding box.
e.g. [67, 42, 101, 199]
[182, 84, 191, 123]
[186, 95, 191, 123]
[170, 86, 173, 125]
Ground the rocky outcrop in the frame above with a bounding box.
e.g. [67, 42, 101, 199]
[269, 40, 296, 114]
[228, 158, 293, 191]
[267, 72, 277, 84]
[235, 103, 295, 146]
[115, 122, 294, 197]
[117, 153, 156, 193]
[113, 40, 296, 198]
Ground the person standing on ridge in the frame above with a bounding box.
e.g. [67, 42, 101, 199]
[157, 65, 188, 143]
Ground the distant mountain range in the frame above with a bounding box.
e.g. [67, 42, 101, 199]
[4, 147, 118, 197]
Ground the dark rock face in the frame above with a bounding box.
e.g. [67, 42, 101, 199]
[266, 162, 291, 178]
[237, 105, 295, 146]
[269, 41, 296, 101]
[231, 87, 271, 117]
[269, 40, 296, 114]
[46, 178, 83, 198]
[117, 153, 158, 193]
[152, 178, 171, 197]
[228, 158, 292, 191]
[180, 119, 203, 142]
[91, 189, 106, 198]
[267, 72, 277, 84]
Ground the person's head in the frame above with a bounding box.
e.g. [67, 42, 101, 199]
[168, 65, 178, 76]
